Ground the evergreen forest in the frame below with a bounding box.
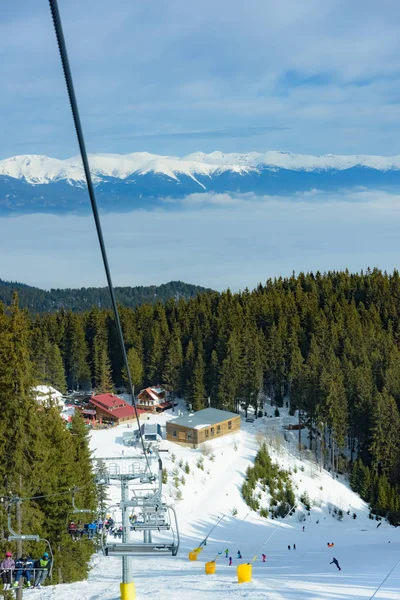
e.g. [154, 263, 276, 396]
[0, 296, 97, 584]
[26, 267, 400, 519]
[0, 279, 211, 314]
[2, 266, 400, 572]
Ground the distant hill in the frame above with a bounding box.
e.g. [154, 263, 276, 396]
[0, 279, 213, 313]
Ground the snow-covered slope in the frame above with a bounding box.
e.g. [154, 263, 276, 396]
[30, 402, 400, 600]
[2, 150, 400, 186]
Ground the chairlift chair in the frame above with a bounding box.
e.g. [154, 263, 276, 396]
[7, 497, 54, 579]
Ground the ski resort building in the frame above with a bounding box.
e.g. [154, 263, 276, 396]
[33, 385, 65, 408]
[88, 393, 144, 425]
[137, 386, 172, 412]
[166, 407, 240, 446]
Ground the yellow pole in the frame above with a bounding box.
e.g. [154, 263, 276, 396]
[120, 582, 136, 600]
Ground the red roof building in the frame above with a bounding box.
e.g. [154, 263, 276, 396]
[89, 393, 144, 424]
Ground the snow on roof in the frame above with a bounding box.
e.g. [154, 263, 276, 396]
[33, 385, 63, 398]
[33, 385, 64, 406]
[167, 407, 239, 429]
[151, 386, 165, 394]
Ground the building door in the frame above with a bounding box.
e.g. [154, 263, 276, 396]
[178, 431, 186, 441]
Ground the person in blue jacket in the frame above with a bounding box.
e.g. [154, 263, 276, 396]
[87, 522, 97, 539]
[13, 554, 34, 588]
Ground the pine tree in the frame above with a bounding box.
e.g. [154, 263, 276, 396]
[206, 349, 219, 404]
[46, 342, 67, 392]
[190, 346, 206, 411]
[64, 312, 91, 391]
[122, 346, 144, 391]
[218, 332, 241, 412]
[163, 325, 183, 396]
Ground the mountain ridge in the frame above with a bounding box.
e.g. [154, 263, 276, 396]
[2, 150, 400, 214]
[2, 150, 400, 185]
[0, 278, 213, 313]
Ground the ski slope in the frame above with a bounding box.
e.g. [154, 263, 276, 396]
[33, 404, 400, 599]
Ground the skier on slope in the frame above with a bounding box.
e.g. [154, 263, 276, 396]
[229, 557, 233, 566]
[262, 554, 266, 562]
[237, 550, 242, 559]
[225, 548, 229, 558]
[330, 557, 341, 571]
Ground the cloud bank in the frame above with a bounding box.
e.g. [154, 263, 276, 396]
[1, 190, 399, 291]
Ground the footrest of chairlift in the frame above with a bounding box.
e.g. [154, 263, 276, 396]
[105, 543, 177, 556]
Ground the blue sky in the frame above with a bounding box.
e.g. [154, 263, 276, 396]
[2, 0, 400, 159]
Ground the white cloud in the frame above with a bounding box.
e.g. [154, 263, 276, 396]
[1, 190, 400, 291]
[2, 1, 400, 157]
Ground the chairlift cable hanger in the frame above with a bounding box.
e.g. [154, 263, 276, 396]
[47, 0, 150, 471]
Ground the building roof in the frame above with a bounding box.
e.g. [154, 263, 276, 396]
[90, 393, 143, 420]
[138, 387, 165, 402]
[167, 407, 239, 429]
[33, 385, 64, 407]
[140, 423, 162, 435]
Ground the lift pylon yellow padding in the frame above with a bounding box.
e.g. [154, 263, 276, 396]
[189, 551, 198, 561]
[205, 561, 216, 574]
[237, 563, 252, 584]
[120, 582, 136, 600]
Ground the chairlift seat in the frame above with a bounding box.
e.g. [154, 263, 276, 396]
[105, 542, 178, 556]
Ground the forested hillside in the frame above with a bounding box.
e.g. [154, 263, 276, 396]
[3, 268, 400, 522]
[0, 279, 211, 313]
[0, 297, 97, 583]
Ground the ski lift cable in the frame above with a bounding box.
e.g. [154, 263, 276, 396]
[213, 512, 250, 561]
[47, 0, 150, 471]
[368, 556, 400, 600]
[0, 481, 93, 503]
[250, 504, 296, 563]
[198, 513, 225, 548]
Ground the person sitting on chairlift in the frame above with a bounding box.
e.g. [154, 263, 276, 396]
[13, 554, 34, 588]
[34, 553, 51, 589]
[0, 551, 15, 590]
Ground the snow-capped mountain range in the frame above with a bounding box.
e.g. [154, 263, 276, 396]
[3, 150, 400, 184]
[1, 150, 400, 214]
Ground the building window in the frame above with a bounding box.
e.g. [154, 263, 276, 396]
[228, 421, 232, 430]
[210, 427, 215, 436]
[217, 425, 221, 434]
[205, 429, 209, 438]
[172, 430, 177, 437]
[187, 430, 192, 440]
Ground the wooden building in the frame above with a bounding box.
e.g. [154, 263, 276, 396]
[88, 393, 144, 425]
[137, 386, 172, 413]
[166, 408, 240, 446]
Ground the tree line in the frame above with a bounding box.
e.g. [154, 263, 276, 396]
[0, 279, 210, 313]
[0, 296, 97, 584]
[6, 267, 400, 519]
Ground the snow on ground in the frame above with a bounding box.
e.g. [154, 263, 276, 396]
[32, 402, 400, 599]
